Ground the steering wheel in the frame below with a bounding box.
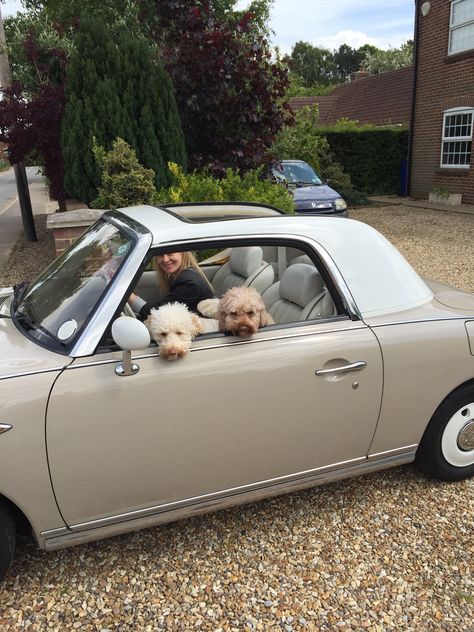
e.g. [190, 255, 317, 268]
[122, 302, 137, 319]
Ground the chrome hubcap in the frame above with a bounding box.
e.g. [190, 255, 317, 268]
[441, 403, 474, 467]
[457, 419, 474, 452]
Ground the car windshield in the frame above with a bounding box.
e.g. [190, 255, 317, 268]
[14, 220, 133, 352]
[273, 162, 323, 186]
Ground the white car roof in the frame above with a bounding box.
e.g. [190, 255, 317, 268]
[117, 204, 433, 318]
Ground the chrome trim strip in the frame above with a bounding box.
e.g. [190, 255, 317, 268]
[0, 424, 13, 434]
[67, 357, 130, 370]
[368, 444, 418, 460]
[42, 450, 416, 550]
[0, 365, 67, 381]
[155, 233, 363, 321]
[70, 456, 367, 531]
[40, 526, 68, 537]
[370, 315, 474, 327]
[67, 323, 368, 370]
[70, 229, 362, 358]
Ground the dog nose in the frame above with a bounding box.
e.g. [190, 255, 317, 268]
[236, 325, 252, 336]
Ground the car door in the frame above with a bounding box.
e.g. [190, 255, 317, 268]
[46, 318, 382, 529]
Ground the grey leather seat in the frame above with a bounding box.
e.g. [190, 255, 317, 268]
[260, 246, 312, 280]
[262, 263, 337, 324]
[212, 246, 274, 297]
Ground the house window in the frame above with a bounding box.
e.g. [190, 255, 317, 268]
[449, 0, 474, 54]
[441, 107, 473, 167]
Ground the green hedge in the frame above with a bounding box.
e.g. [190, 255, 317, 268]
[316, 128, 409, 195]
[156, 163, 295, 214]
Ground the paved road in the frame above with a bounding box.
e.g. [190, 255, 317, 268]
[0, 166, 55, 269]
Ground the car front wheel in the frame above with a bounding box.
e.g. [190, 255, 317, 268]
[416, 384, 474, 481]
[0, 498, 15, 581]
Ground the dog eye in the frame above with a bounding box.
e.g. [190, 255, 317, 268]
[160, 332, 167, 338]
[246, 311, 255, 317]
[175, 331, 183, 336]
[230, 311, 238, 317]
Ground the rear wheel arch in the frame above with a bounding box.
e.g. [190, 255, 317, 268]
[416, 379, 474, 481]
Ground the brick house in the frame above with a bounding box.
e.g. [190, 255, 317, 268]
[290, 67, 414, 127]
[409, 0, 474, 203]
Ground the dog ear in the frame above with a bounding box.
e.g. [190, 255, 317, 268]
[190, 313, 205, 337]
[217, 309, 227, 332]
[143, 315, 157, 339]
[259, 308, 275, 327]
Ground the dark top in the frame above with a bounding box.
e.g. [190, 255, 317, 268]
[139, 268, 214, 319]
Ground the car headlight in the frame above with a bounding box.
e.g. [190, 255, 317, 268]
[335, 197, 347, 211]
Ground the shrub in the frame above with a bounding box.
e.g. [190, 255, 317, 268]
[271, 105, 326, 172]
[318, 127, 409, 194]
[62, 13, 186, 204]
[148, 2, 291, 174]
[157, 163, 295, 214]
[271, 105, 358, 202]
[92, 138, 158, 209]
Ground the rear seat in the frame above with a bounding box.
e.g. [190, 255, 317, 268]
[260, 246, 315, 280]
[262, 263, 336, 324]
[211, 246, 274, 297]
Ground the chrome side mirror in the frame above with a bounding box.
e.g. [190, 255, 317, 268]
[112, 316, 150, 376]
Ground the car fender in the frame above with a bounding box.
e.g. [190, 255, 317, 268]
[0, 370, 68, 544]
[368, 317, 474, 455]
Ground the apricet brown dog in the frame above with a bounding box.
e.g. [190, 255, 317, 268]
[216, 286, 274, 337]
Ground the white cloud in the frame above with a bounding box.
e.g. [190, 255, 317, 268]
[238, 0, 414, 54]
[317, 30, 380, 51]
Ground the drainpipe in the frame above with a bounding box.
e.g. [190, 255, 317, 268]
[407, 0, 420, 197]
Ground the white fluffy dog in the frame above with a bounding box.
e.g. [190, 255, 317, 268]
[146, 303, 205, 361]
[199, 286, 274, 337]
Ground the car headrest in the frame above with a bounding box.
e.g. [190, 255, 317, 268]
[230, 246, 264, 277]
[280, 263, 324, 307]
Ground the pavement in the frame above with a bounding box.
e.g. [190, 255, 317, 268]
[0, 166, 57, 270]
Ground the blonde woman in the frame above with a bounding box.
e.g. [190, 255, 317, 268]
[129, 251, 214, 320]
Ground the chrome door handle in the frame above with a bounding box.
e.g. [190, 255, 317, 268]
[315, 361, 367, 376]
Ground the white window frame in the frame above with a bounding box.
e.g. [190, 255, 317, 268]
[440, 107, 473, 168]
[449, 0, 474, 55]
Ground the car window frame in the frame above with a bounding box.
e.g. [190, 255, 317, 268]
[115, 234, 355, 338]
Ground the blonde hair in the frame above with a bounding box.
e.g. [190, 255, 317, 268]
[154, 251, 212, 295]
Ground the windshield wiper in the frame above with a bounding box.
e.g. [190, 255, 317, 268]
[12, 281, 29, 310]
[291, 180, 316, 187]
[15, 308, 64, 347]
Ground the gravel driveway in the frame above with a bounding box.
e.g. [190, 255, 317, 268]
[0, 205, 473, 631]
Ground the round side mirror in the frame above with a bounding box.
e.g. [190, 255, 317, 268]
[112, 316, 150, 350]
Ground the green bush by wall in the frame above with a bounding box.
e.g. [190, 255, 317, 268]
[156, 163, 295, 214]
[317, 128, 409, 195]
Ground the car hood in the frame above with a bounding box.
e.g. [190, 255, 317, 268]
[0, 296, 70, 379]
[291, 184, 339, 202]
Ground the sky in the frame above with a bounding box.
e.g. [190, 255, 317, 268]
[249, 0, 416, 54]
[2, 0, 415, 54]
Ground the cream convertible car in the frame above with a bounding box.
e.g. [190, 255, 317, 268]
[1, 202, 474, 578]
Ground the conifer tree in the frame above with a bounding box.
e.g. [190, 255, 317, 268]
[62, 13, 186, 203]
